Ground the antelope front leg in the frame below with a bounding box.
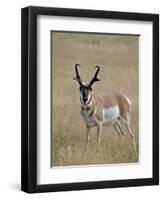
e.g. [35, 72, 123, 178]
[86, 124, 91, 148]
[96, 122, 102, 146]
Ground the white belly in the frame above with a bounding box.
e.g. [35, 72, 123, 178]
[102, 106, 119, 126]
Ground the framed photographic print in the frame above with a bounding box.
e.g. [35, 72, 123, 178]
[21, 6, 159, 193]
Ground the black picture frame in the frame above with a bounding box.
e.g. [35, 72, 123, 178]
[21, 6, 159, 193]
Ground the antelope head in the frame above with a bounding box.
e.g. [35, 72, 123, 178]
[73, 64, 100, 105]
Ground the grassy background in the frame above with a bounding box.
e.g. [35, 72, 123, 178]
[51, 32, 139, 167]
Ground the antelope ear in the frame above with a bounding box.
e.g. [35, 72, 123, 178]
[73, 77, 77, 81]
[88, 85, 92, 90]
[73, 77, 82, 87]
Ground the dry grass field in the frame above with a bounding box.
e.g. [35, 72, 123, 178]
[51, 32, 139, 167]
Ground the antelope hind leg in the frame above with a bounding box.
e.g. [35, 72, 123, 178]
[114, 120, 124, 137]
[96, 122, 102, 146]
[121, 120, 137, 155]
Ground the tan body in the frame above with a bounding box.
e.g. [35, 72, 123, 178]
[80, 92, 136, 154]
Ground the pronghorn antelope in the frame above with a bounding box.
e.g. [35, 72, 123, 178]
[73, 64, 137, 154]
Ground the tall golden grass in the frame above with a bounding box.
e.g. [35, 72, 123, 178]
[51, 32, 139, 166]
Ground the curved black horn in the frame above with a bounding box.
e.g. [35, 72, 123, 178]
[73, 64, 83, 86]
[89, 66, 100, 86]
